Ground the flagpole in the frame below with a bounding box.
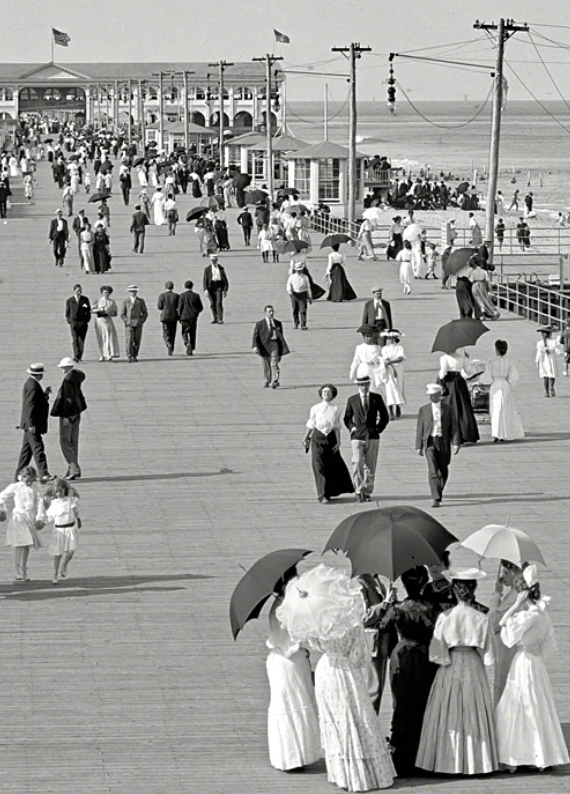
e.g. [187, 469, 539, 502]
[50, 30, 54, 63]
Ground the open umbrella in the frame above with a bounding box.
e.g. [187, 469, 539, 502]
[276, 564, 366, 644]
[283, 203, 309, 215]
[402, 223, 422, 242]
[245, 189, 268, 204]
[233, 172, 252, 189]
[281, 187, 299, 198]
[320, 233, 353, 249]
[99, 161, 114, 174]
[362, 207, 383, 222]
[456, 181, 470, 194]
[229, 548, 312, 639]
[207, 197, 220, 209]
[87, 192, 112, 203]
[68, 154, 80, 161]
[323, 506, 458, 580]
[43, 138, 54, 143]
[186, 206, 209, 222]
[275, 239, 310, 255]
[442, 247, 477, 277]
[431, 318, 489, 354]
[461, 524, 546, 568]
[133, 156, 145, 167]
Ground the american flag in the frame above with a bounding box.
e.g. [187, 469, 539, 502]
[52, 28, 71, 47]
[273, 30, 290, 44]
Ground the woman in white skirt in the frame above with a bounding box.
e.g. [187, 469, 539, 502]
[92, 285, 120, 361]
[266, 566, 321, 772]
[397, 241, 414, 295]
[535, 326, 562, 398]
[495, 566, 569, 772]
[480, 339, 524, 442]
[45, 478, 81, 585]
[349, 325, 386, 392]
[0, 466, 46, 581]
[380, 330, 406, 419]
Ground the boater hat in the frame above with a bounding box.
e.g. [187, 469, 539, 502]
[356, 374, 371, 384]
[127, 285, 138, 292]
[26, 363, 44, 376]
[443, 567, 486, 581]
[57, 357, 75, 369]
[371, 286, 383, 293]
[293, 262, 304, 271]
[426, 383, 443, 394]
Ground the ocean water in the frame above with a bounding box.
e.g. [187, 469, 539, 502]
[286, 100, 570, 211]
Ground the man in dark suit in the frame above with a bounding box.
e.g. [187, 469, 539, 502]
[177, 280, 204, 356]
[343, 374, 390, 501]
[0, 178, 12, 218]
[252, 305, 290, 388]
[49, 208, 70, 267]
[157, 280, 180, 356]
[237, 207, 253, 245]
[361, 287, 393, 338]
[130, 204, 149, 253]
[50, 357, 87, 479]
[65, 284, 91, 362]
[120, 168, 132, 205]
[416, 383, 461, 508]
[16, 363, 54, 483]
[203, 254, 229, 324]
[120, 285, 148, 362]
[72, 209, 88, 266]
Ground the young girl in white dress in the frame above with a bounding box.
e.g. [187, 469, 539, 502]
[495, 566, 569, 772]
[380, 330, 406, 419]
[535, 327, 562, 398]
[0, 466, 46, 581]
[45, 478, 81, 585]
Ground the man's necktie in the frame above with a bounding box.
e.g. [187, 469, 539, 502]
[363, 395, 369, 413]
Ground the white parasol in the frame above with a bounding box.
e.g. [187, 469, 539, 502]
[403, 223, 422, 242]
[461, 523, 546, 568]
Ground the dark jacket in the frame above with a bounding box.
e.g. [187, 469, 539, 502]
[72, 215, 88, 237]
[120, 297, 148, 327]
[237, 210, 253, 228]
[252, 317, 290, 358]
[130, 210, 148, 232]
[415, 402, 460, 461]
[177, 290, 204, 321]
[65, 294, 91, 325]
[157, 291, 180, 322]
[49, 218, 70, 242]
[203, 264, 229, 293]
[20, 377, 50, 434]
[361, 298, 393, 330]
[343, 391, 390, 441]
[51, 369, 87, 418]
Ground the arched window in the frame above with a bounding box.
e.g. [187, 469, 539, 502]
[190, 111, 205, 126]
[233, 111, 253, 130]
[44, 88, 62, 102]
[144, 85, 158, 101]
[167, 85, 180, 102]
[0, 111, 12, 120]
[209, 87, 229, 100]
[19, 88, 39, 101]
[192, 86, 205, 100]
[0, 88, 13, 101]
[234, 86, 253, 100]
[209, 111, 230, 128]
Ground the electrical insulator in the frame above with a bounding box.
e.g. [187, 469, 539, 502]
[272, 92, 280, 111]
[387, 62, 396, 114]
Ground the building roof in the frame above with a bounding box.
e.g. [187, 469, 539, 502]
[284, 140, 366, 160]
[249, 134, 308, 152]
[0, 61, 281, 84]
[146, 121, 218, 136]
[227, 131, 266, 147]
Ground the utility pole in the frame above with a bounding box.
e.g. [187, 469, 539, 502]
[151, 71, 165, 151]
[474, 18, 528, 260]
[324, 84, 328, 141]
[127, 79, 132, 145]
[138, 79, 145, 149]
[332, 43, 371, 228]
[209, 60, 233, 168]
[253, 53, 283, 199]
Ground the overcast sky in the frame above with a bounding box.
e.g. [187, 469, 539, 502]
[3, 0, 570, 104]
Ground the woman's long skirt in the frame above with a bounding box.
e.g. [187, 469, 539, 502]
[80, 242, 94, 273]
[95, 317, 120, 360]
[455, 277, 478, 319]
[472, 281, 500, 319]
[327, 264, 357, 302]
[441, 371, 480, 444]
[311, 430, 354, 500]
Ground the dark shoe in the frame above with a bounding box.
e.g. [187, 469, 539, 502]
[167, 348, 173, 356]
[218, 320, 224, 325]
[271, 381, 280, 389]
[493, 437, 499, 443]
[432, 499, 441, 508]
[354, 493, 362, 502]
[396, 406, 401, 418]
[211, 320, 218, 324]
[264, 382, 270, 388]
[362, 494, 371, 501]
[551, 388, 556, 397]
[294, 324, 299, 329]
[40, 474, 56, 484]
[68, 473, 80, 481]
[301, 326, 308, 331]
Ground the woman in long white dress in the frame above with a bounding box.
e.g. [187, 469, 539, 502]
[136, 164, 148, 188]
[80, 221, 95, 273]
[380, 330, 406, 418]
[480, 339, 524, 442]
[397, 241, 414, 295]
[92, 285, 120, 361]
[416, 569, 499, 776]
[488, 560, 521, 705]
[266, 567, 322, 772]
[535, 326, 562, 397]
[151, 187, 166, 226]
[349, 326, 386, 391]
[495, 565, 569, 771]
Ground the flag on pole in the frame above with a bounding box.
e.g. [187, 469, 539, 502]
[274, 30, 290, 44]
[52, 28, 71, 47]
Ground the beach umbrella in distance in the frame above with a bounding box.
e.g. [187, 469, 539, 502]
[442, 247, 477, 277]
[431, 318, 489, 354]
[229, 548, 313, 639]
[87, 192, 112, 203]
[323, 506, 458, 580]
[403, 223, 422, 242]
[320, 233, 353, 249]
[362, 207, 383, 222]
[461, 523, 546, 568]
[275, 239, 310, 255]
[456, 181, 470, 194]
[244, 189, 268, 204]
[186, 206, 209, 222]
[68, 154, 80, 161]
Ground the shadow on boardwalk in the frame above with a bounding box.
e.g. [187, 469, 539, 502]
[80, 467, 235, 484]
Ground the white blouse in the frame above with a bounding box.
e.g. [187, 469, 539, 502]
[326, 251, 345, 276]
[429, 603, 494, 667]
[306, 402, 342, 436]
[439, 350, 473, 380]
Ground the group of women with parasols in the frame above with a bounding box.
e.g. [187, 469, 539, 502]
[230, 508, 567, 790]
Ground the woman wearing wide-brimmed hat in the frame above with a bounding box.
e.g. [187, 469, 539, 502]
[416, 568, 498, 776]
[302, 384, 354, 503]
[92, 285, 119, 361]
[535, 325, 562, 397]
[380, 330, 406, 418]
[349, 325, 386, 390]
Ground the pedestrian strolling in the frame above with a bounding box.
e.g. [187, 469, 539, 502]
[157, 281, 180, 356]
[15, 364, 54, 483]
[177, 280, 203, 356]
[130, 204, 148, 253]
[120, 285, 148, 362]
[50, 357, 87, 480]
[45, 477, 81, 585]
[203, 254, 228, 325]
[252, 305, 289, 389]
[0, 466, 46, 582]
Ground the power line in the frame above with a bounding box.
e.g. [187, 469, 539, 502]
[527, 31, 570, 115]
[284, 88, 351, 125]
[504, 57, 570, 137]
[395, 81, 493, 128]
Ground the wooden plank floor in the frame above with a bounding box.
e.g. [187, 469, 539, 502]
[0, 160, 568, 792]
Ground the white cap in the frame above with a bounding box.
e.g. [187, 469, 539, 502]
[426, 383, 443, 395]
[57, 357, 75, 369]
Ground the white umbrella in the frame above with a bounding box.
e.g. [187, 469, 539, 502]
[276, 564, 365, 644]
[461, 523, 546, 568]
[403, 223, 422, 242]
[362, 207, 383, 222]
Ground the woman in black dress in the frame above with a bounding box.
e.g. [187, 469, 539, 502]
[93, 224, 111, 274]
[325, 244, 357, 302]
[380, 566, 438, 776]
[438, 348, 480, 443]
[386, 216, 404, 260]
[302, 384, 354, 503]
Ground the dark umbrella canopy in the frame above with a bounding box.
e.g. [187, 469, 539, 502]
[281, 187, 299, 198]
[207, 197, 220, 209]
[245, 189, 268, 204]
[320, 233, 353, 249]
[442, 247, 477, 277]
[275, 239, 310, 254]
[43, 138, 54, 143]
[323, 506, 458, 580]
[456, 181, 470, 194]
[87, 192, 112, 203]
[229, 548, 313, 639]
[186, 206, 209, 222]
[99, 161, 114, 174]
[233, 172, 252, 189]
[431, 318, 490, 354]
[133, 156, 145, 167]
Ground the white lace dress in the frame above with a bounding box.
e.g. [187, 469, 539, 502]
[381, 343, 406, 406]
[0, 482, 46, 548]
[349, 343, 386, 390]
[495, 602, 569, 769]
[315, 625, 396, 791]
[480, 357, 524, 440]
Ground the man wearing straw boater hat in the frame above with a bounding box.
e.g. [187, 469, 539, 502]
[120, 285, 148, 362]
[16, 363, 55, 483]
[416, 383, 461, 508]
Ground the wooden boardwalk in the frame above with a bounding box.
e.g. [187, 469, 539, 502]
[0, 161, 568, 793]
